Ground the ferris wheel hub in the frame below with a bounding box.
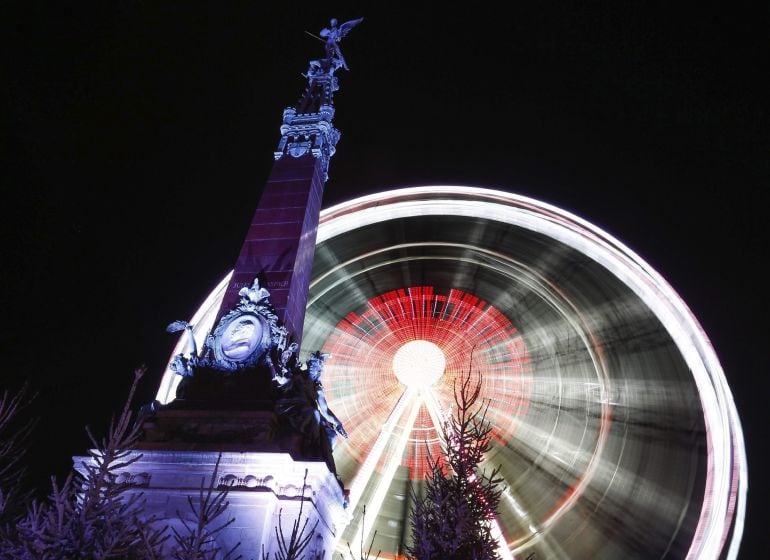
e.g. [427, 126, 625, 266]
[392, 340, 446, 388]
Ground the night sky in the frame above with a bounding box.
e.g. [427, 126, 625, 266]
[2, 3, 767, 557]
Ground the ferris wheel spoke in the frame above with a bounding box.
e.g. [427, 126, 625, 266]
[422, 387, 448, 435]
[353, 389, 423, 552]
[347, 386, 417, 513]
[489, 514, 516, 560]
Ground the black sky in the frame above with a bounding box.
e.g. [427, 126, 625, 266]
[2, 3, 768, 557]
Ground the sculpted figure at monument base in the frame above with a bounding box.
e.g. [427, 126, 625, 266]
[141, 278, 347, 480]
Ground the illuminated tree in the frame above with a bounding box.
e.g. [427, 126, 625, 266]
[408, 367, 504, 560]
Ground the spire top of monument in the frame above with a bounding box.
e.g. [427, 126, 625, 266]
[274, 16, 363, 181]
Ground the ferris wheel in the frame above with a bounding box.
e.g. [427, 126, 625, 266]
[157, 186, 745, 560]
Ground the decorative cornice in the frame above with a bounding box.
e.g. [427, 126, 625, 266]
[274, 104, 340, 182]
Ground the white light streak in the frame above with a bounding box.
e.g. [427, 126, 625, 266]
[155, 272, 231, 404]
[355, 391, 422, 552]
[346, 387, 416, 514]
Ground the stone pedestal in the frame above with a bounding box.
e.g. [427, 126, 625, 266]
[73, 450, 350, 559]
[139, 407, 281, 452]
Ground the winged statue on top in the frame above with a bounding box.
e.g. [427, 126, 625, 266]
[320, 17, 363, 71]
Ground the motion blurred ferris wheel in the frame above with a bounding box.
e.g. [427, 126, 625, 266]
[157, 186, 745, 560]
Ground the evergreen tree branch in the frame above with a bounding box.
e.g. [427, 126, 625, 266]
[408, 351, 504, 560]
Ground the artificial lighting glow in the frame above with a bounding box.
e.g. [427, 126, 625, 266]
[392, 340, 446, 388]
[319, 286, 531, 480]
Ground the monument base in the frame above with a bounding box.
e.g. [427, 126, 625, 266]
[73, 450, 350, 559]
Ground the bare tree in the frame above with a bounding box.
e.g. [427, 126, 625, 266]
[408, 363, 504, 560]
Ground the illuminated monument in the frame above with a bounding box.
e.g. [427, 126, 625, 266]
[86, 17, 746, 560]
[76, 18, 364, 559]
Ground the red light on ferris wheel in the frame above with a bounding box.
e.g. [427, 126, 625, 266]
[320, 286, 532, 478]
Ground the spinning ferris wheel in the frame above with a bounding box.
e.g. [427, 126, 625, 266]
[156, 186, 745, 560]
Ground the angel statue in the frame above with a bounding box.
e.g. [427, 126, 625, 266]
[320, 17, 363, 71]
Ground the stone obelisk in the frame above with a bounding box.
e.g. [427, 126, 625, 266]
[214, 18, 362, 348]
